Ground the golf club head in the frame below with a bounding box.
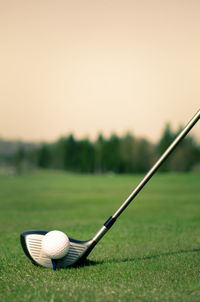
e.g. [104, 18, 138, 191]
[20, 230, 96, 269]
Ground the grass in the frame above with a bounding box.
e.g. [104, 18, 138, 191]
[0, 170, 200, 301]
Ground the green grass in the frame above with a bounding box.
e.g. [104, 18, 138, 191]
[0, 171, 200, 302]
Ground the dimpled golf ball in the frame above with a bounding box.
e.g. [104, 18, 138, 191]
[42, 230, 70, 259]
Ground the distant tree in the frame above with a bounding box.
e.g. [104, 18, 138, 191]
[120, 134, 154, 173]
[134, 138, 154, 172]
[94, 134, 105, 173]
[50, 138, 66, 169]
[62, 135, 76, 171]
[26, 149, 38, 167]
[156, 124, 175, 171]
[157, 124, 200, 172]
[102, 134, 121, 173]
[120, 133, 136, 173]
[168, 131, 200, 172]
[79, 139, 95, 173]
[13, 145, 26, 173]
[38, 144, 51, 168]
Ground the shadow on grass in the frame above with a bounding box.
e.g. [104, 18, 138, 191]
[72, 247, 200, 269]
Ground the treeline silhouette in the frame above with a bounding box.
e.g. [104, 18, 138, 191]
[1, 124, 200, 174]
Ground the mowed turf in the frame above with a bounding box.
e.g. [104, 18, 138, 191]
[0, 171, 200, 302]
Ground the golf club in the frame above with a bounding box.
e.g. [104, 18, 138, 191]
[21, 109, 200, 269]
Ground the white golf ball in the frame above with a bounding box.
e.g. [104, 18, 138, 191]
[42, 230, 70, 259]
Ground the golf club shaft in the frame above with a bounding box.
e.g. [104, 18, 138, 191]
[113, 109, 200, 219]
[93, 109, 200, 243]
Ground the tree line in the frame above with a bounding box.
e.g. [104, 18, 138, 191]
[1, 124, 200, 174]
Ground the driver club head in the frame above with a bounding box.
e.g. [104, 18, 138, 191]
[20, 230, 96, 269]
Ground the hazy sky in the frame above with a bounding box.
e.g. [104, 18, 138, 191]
[0, 0, 200, 142]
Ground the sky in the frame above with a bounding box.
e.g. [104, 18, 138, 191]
[0, 0, 200, 143]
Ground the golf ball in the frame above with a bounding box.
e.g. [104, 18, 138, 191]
[42, 230, 70, 259]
